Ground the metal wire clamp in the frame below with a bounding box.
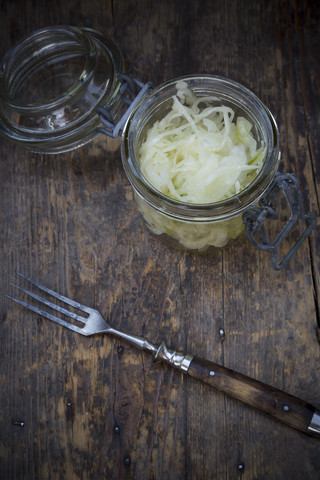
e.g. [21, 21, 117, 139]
[243, 173, 316, 270]
[96, 74, 153, 138]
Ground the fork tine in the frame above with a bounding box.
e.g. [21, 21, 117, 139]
[17, 272, 92, 314]
[5, 294, 86, 334]
[11, 284, 88, 324]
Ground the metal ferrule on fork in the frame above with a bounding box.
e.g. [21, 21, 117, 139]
[154, 341, 193, 372]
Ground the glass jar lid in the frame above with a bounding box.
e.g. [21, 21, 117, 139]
[0, 26, 124, 153]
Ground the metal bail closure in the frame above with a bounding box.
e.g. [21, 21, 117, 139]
[243, 173, 316, 270]
[96, 74, 152, 138]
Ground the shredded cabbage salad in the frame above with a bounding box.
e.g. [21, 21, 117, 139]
[135, 194, 244, 249]
[137, 81, 266, 249]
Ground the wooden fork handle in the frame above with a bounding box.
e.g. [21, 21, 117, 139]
[153, 343, 319, 436]
[187, 356, 319, 436]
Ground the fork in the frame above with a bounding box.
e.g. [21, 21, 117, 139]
[6, 273, 320, 437]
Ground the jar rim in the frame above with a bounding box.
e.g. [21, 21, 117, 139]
[0, 26, 124, 153]
[2, 27, 94, 110]
[122, 74, 280, 222]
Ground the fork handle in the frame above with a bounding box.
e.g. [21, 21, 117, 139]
[154, 343, 320, 437]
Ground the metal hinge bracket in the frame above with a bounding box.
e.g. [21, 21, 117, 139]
[96, 74, 152, 138]
[243, 173, 316, 270]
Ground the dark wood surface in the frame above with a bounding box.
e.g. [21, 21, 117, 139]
[1, 1, 320, 479]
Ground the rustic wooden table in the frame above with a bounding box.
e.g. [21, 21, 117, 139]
[1, 1, 319, 479]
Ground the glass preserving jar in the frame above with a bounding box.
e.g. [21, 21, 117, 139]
[0, 26, 315, 269]
[121, 75, 281, 252]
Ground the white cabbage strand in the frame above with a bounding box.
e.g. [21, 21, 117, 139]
[139, 82, 265, 204]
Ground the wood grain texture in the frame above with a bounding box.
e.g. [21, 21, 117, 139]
[0, 1, 319, 479]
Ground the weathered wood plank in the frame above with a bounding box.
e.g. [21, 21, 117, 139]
[0, 1, 319, 479]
